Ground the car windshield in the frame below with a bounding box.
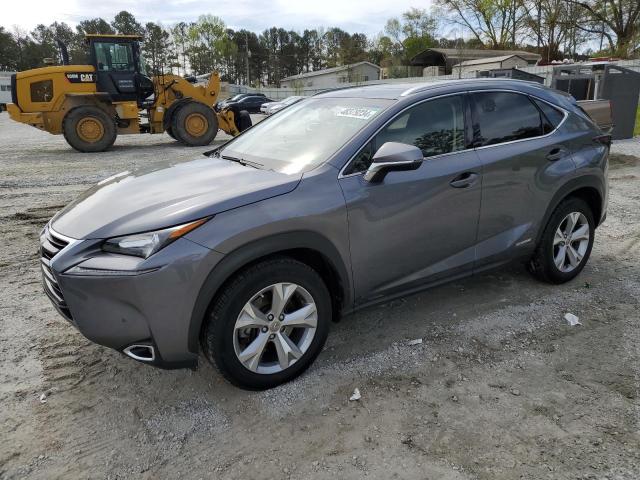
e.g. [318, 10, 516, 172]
[221, 97, 392, 174]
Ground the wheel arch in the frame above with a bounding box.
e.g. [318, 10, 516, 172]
[61, 93, 114, 113]
[536, 175, 605, 246]
[188, 231, 353, 354]
[162, 97, 192, 132]
[40, 94, 114, 134]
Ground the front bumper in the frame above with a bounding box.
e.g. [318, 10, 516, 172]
[40, 225, 223, 369]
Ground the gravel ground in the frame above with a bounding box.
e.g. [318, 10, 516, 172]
[1, 113, 639, 479]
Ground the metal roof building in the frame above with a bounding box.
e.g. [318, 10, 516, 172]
[280, 62, 381, 89]
[452, 54, 530, 75]
[410, 48, 541, 74]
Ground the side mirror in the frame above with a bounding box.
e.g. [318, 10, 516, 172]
[364, 142, 423, 183]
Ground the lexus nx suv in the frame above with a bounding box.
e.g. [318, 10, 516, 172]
[40, 79, 609, 389]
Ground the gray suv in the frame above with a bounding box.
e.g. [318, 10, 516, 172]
[40, 80, 609, 389]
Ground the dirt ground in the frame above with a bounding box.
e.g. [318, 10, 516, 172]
[0, 113, 639, 480]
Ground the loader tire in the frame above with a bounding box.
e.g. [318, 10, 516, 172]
[63, 106, 117, 153]
[236, 110, 252, 132]
[166, 126, 177, 140]
[171, 101, 218, 146]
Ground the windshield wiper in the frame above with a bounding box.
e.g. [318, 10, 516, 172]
[203, 147, 221, 157]
[221, 155, 263, 169]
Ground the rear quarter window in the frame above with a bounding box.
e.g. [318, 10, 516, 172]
[532, 98, 565, 133]
[472, 91, 543, 146]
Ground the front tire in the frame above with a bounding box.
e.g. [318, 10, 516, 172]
[203, 258, 331, 390]
[171, 101, 218, 146]
[236, 110, 252, 132]
[529, 197, 595, 284]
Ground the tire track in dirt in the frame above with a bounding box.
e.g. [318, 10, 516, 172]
[38, 323, 107, 392]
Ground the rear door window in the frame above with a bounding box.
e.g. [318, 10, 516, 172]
[472, 92, 543, 146]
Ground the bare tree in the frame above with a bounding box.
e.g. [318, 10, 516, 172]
[436, 0, 527, 49]
[523, 0, 586, 61]
[567, 0, 640, 57]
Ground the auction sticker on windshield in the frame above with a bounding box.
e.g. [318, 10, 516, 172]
[336, 107, 382, 120]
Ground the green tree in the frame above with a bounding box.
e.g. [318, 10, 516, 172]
[77, 18, 115, 35]
[186, 15, 228, 75]
[368, 34, 395, 66]
[143, 22, 172, 75]
[384, 8, 437, 62]
[0, 27, 19, 70]
[171, 22, 189, 75]
[30, 22, 83, 64]
[111, 11, 144, 36]
[300, 29, 323, 72]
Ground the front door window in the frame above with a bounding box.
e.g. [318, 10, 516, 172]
[344, 95, 467, 175]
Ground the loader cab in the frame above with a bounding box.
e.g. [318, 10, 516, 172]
[86, 35, 154, 105]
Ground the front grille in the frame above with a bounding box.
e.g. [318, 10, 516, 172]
[40, 227, 73, 321]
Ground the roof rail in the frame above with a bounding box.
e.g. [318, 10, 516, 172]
[312, 84, 379, 96]
[399, 78, 540, 97]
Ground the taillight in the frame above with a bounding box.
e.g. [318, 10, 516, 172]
[593, 134, 612, 147]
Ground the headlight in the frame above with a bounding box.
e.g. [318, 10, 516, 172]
[102, 218, 209, 259]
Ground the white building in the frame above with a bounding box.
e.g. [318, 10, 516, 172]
[452, 55, 529, 76]
[0, 72, 15, 111]
[280, 62, 381, 89]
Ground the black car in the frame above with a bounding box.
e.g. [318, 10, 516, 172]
[224, 95, 274, 114]
[223, 93, 265, 102]
[217, 93, 266, 110]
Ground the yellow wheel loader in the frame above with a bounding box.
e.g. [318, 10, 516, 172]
[6, 34, 251, 152]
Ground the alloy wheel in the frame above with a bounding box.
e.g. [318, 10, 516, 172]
[233, 283, 318, 374]
[553, 211, 590, 272]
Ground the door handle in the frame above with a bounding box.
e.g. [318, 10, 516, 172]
[546, 147, 568, 161]
[450, 172, 479, 188]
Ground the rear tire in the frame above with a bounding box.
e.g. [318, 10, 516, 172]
[202, 257, 331, 390]
[62, 106, 117, 152]
[529, 197, 595, 284]
[171, 101, 218, 146]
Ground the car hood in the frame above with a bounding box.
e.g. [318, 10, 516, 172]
[51, 157, 301, 239]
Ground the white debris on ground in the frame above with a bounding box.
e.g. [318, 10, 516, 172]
[407, 338, 423, 346]
[349, 388, 361, 401]
[564, 312, 581, 326]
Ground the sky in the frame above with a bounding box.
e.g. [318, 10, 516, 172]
[3, 0, 437, 37]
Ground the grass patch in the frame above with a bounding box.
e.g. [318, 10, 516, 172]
[635, 105, 640, 137]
